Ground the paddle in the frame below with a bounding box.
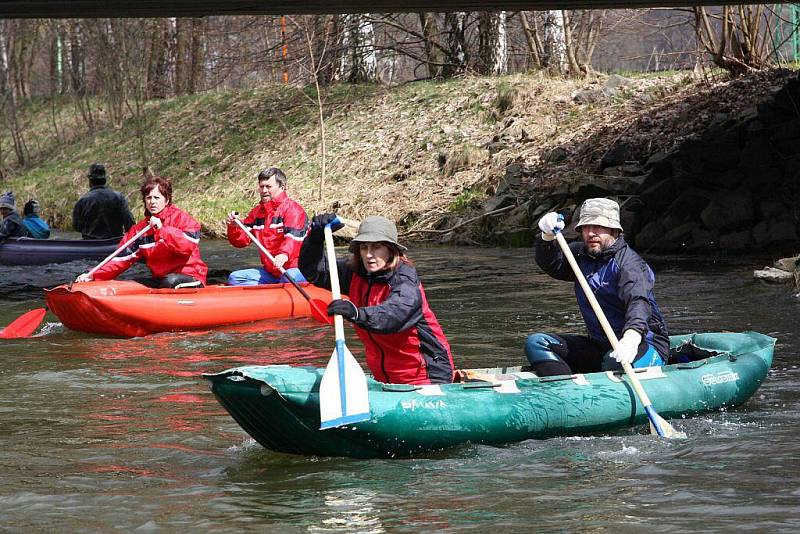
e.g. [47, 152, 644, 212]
[318, 219, 371, 429]
[231, 216, 331, 324]
[553, 225, 684, 438]
[0, 223, 153, 339]
[84, 222, 154, 279]
[0, 307, 48, 339]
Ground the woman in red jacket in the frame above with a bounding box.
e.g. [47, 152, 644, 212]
[300, 214, 455, 385]
[75, 175, 207, 288]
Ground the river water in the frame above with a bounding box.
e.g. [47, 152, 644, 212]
[1, 239, 798, 531]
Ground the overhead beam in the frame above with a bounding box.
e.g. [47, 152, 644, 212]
[0, 1, 732, 18]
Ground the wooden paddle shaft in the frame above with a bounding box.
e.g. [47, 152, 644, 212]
[554, 232, 657, 410]
[324, 225, 346, 341]
[88, 223, 153, 277]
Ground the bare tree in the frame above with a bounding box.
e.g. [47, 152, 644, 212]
[418, 13, 444, 78]
[478, 11, 508, 75]
[147, 18, 169, 98]
[174, 17, 189, 94]
[188, 18, 207, 94]
[563, 10, 606, 76]
[693, 5, 775, 75]
[339, 14, 378, 82]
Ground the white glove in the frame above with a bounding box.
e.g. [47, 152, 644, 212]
[149, 216, 163, 230]
[610, 330, 642, 365]
[538, 212, 564, 241]
[75, 272, 93, 283]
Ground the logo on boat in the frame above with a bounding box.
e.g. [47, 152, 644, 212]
[701, 371, 739, 386]
[401, 399, 446, 411]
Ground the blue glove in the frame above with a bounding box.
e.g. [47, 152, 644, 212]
[327, 299, 358, 322]
[311, 213, 344, 233]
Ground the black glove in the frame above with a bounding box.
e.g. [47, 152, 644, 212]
[311, 213, 344, 233]
[327, 299, 358, 322]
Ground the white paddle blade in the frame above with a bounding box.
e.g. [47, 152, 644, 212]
[319, 344, 370, 429]
[649, 415, 686, 439]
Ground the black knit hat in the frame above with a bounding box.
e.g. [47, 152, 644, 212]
[23, 199, 40, 216]
[87, 163, 107, 183]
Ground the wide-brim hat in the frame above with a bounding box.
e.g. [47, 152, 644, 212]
[348, 215, 407, 252]
[574, 198, 623, 231]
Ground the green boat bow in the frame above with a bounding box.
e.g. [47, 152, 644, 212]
[204, 331, 775, 459]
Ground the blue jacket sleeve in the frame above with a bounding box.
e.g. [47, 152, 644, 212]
[615, 247, 654, 336]
[534, 236, 580, 281]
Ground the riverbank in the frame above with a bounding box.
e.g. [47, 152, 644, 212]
[1, 68, 796, 244]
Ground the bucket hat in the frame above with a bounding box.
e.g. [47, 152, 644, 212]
[0, 191, 15, 211]
[574, 198, 623, 231]
[349, 216, 407, 252]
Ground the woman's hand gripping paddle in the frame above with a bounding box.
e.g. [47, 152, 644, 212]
[319, 220, 370, 429]
[0, 223, 153, 339]
[232, 216, 330, 324]
[553, 221, 684, 438]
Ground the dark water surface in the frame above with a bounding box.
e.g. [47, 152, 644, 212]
[1, 240, 798, 531]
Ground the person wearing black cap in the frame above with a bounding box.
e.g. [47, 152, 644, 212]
[300, 214, 456, 385]
[0, 191, 31, 243]
[22, 199, 51, 239]
[72, 163, 135, 240]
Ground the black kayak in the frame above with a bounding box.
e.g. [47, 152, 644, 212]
[0, 236, 119, 265]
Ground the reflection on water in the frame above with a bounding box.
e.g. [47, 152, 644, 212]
[1, 241, 799, 530]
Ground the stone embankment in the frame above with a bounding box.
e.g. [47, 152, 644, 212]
[753, 255, 799, 291]
[482, 71, 800, 256]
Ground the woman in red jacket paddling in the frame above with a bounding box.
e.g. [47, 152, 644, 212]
[300, 214, 455, 385]
[75, 175, 208, 288]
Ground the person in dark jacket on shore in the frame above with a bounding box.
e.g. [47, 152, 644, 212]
[22, 199, 51, 239]
[300, 214, 455, 385]
[0, 192, 31, 243]
[72, 163, 135, 240]
[526, 197, 669, 377]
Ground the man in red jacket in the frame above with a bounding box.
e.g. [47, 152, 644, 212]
[225, 167, 309, 285]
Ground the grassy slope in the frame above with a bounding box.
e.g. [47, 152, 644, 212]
[2, 68, 794, 238]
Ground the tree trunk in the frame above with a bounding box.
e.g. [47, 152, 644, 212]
[68, 20, 84, 95]
[418, 12, 443, 78]
[443, 12, 467, 77]
[478, 11, 507, 75]
[313, 15, 335, 85]
[543, 10, 566, 74]
[519, 11, 543, 68]
[147, 18, 169, 98]
[188, 17, 205, 94]
[339, 14, 377, 83]
[0, 20, 9, 94]
[174, 17, 189, 95]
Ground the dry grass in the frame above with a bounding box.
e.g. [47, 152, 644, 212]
[1, 68, 795, 239]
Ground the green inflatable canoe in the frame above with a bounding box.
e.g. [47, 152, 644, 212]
[204, 331, 775, 459]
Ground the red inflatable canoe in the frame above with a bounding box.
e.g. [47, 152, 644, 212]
[45, 280, 333, 337]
